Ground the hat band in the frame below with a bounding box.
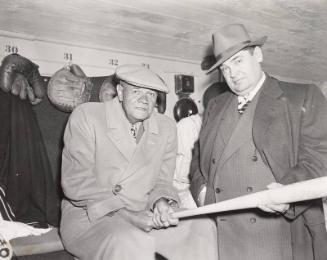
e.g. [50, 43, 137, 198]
[215, 40, 251, 61]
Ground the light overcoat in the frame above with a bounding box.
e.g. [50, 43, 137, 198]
[60, 98, 179, 246]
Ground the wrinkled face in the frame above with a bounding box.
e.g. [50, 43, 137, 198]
[220, 46, 263, 96]
[117, 82, 158, 124]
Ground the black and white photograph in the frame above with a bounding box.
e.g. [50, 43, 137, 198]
[1, 1, 327, 259]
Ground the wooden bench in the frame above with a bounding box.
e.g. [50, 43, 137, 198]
[10, 228, 74, 259]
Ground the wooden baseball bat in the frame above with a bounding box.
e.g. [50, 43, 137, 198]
[172, 176, 327, 219]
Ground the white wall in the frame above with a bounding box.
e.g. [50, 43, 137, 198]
[0, 32, 217, 119]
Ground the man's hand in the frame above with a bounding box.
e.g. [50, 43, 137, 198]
[258, 182, 290, 214]
[117, 208, 154, 232]
[152, 198, 178, 229]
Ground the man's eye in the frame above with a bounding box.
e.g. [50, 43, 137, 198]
[144, 91, 156, 98]
[221, 67, 228, 73]
[235, 58, 242, 64]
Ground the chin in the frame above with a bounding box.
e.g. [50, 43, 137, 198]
[134, 113, 150, 121]
[234, 85, 250, 95]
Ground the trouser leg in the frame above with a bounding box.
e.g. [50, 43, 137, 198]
[66, 214, 155, 260]
[151, 216, 218, 260]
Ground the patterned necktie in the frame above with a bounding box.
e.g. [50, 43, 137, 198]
[130, 124, 137, 139]
[238, 99, 251, 114]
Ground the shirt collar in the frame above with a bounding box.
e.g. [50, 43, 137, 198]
[237, 72, 266, 103]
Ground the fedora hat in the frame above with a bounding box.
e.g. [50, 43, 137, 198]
[207, 24, 267, 73]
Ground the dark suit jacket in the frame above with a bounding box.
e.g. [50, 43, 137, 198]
[190, 75, 327, 260]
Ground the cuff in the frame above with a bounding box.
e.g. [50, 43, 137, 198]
[87, 196, 124, 222]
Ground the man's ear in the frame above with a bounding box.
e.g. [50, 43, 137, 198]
[116, 84, 124, 102]
[253, 46, 263, 63]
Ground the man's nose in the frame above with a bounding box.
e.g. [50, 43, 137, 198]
[229, 66, 238, 77]
[138, 94, 149, 103]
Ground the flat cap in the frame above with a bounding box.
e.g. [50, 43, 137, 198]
[115, 64, 169, 93]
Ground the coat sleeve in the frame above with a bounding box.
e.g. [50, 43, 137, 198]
[281, 84, 327, 184]
[281, 85, 327, 220]
[147, 118, 180, 209]
[189, 140, 206, 202]
[61, 105, 125, 222]
[189, 101, 216, 201]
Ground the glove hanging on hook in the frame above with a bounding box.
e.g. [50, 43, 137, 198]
[0, 54, 45, 101]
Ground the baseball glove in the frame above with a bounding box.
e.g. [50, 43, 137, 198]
[47, 64, 93, 112]
[0, 54, 45, 100]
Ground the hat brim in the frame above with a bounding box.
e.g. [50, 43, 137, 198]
[207, 36, 267, 74]
[119, 79, 169, 94]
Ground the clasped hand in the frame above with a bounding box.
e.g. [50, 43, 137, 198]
[118, 198, 178, 232]
[152, 198, 179, 229]
[258, 182, 290, 214]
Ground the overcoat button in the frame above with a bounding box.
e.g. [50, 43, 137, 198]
[250, 217, 256, 223]
[247, 187, 253, 192]
[212, 158, 216, 164]
[251, 155, 258, 161]
[215, 188, 221, 193]
[113, 184, 122, 195]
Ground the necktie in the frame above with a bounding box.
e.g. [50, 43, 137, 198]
[238, 99, 251, 114]
[130, 124, 137, 139]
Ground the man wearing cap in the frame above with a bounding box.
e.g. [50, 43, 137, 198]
[60, 64, 217, 260]
[190, 24, 327, 260]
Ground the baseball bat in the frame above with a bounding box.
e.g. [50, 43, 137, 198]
[172, 176, 327, 219]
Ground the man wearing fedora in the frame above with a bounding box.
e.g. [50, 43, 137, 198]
[60, 64, 218, 260]
[190, 23, 327, 260]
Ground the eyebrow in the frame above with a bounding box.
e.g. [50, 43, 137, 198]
[230, 53, 243, 62]
[221, 53, 244, 69]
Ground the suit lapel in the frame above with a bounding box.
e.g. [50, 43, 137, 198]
[200, 92, 234, 180]
[105, 99, 135, 161]
[253, 76, 285, 148]
[218, 75, 285, 167]
[106, 100, 160, 181]
[125, 115, 159, 178]
[218, 107, 253, 166]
